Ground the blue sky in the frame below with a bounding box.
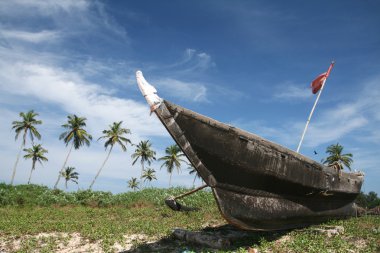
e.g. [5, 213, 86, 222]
[0, 0, 379, 193]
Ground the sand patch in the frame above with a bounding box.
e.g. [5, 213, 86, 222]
[0, 232, 155, 252]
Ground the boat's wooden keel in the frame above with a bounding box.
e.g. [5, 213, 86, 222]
[213, 187, 356, 231]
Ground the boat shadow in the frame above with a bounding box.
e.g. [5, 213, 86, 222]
[122, 224, 291, 252]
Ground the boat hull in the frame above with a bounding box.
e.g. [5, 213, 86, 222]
[135, 70, 364, 230]
[213, 188, 356, 230]
[154, 100, 363, 230]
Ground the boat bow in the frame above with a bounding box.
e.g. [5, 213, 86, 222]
[136, 70, 162, 112]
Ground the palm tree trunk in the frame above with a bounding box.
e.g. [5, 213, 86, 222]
[140, 161, 144, 179]
[28, 160, 36, 184]
[169, 172, 172, 188]
[140, 162, 144, 189]
[192, 175, 197, 188]
[65, 180, 68, 189]
[10, 131, 27, 185]
[89, 146, 113, 190]
[54, 142, 74, 189]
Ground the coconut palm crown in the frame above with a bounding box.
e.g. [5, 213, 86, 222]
[128, 177, 139, 191]
[98, 121, 132, 151]
[59, 115, 92, 149]
[158, 144, 186, 187]
[10, 110, 42, 185]
[61, 166, 79, 189]
[323, 143, 353, 171]
[89, 121, 131, 189]
[141, 168, 157, 185]
[12, 110, 42, 145]
[23, 144, 48, 184]
[54, 114, 92, 189]
[131, 140, 156, 178]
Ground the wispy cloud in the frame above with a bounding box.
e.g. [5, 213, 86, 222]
[0, 37, 171, 191]
[173, 48, 215, 72]
[0, 55, 165, 138]
[135, 48, 217, 103]
[232, 75, 380, 149]
[140, 48, 246, 103]
[155, 78, 208, 102]
[0, 29, 60, 43]
[0, 0, 128, 47]
[273, 83, 312, 101]
[151, 48, 216, 75]
[0, 0, 89, 16]
[304, 115, 367, 147]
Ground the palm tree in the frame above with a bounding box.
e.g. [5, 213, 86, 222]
[141, 168, 157, 187]
[54, 115, 92, 189]
[23, 144, 48, 184]
[323, 143, 353, 171]
[61, 166, 79, 189]
[128, 177, 139, 191]
[11, 110, 42, 185]
[131, 140, 156, 179]
[158, 144, 186, 187]
[188, 164, 201, 188]
[89, 121, 131, 189]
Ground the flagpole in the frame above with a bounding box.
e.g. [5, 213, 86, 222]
[296, 61, 334, 153]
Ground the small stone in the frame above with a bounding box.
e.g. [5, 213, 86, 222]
[312, 225, 344, 237]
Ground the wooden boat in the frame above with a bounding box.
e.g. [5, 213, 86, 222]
[136, 71, 364, 231]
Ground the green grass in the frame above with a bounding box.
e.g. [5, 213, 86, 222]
[0, 183, 215, 208]
[253, 216, 380, 253]
[0, 183, 379, 252]
[0, 205, 222, 252]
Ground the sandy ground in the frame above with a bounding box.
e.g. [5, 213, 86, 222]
[0, 224, 371, 252]
[0, 232, 157, 252]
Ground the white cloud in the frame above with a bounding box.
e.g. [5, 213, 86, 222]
[157, 48, 215, 74]
[74, 58, 135, 88]
[177, 48, 213, 70]
[231, 81, 380, 194]
[233, 76, 380, 150]
[1, 29, 60, 43]
[0, 48, 207, 191]
[0, 62, 165, 139]
[0, 51, 179, 191]
[273, 83, 312, 100]
[0, 36, 204, 191]
[135, 48, 231, 103]
[194, 52, 214, 70]
[304, 116, 367, 147]
[0, 0, 128, 45]
[360, 77, 380, 120]
[155, 78, 208, 102]
[0, 32, 213, 191]
[0, 0, 89, 16]
[0, 1, 214, 191]
[310, 76, 380, 146]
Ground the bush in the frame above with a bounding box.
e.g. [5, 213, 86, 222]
[0, 183, 214, 209]
[355, 191, 380, 209]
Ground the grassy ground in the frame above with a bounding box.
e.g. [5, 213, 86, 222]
[0, 184, 379, 252]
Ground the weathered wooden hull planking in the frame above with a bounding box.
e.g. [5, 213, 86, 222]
[135, 70, 364, 231]
[155, 100, 363, 230]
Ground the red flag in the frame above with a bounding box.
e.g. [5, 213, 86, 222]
[311, 73, 327, 94]
[310, 62, 334, 94]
